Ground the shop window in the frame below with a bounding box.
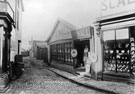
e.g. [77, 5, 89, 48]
[61, 43, 64, 62]
[58, 44, 60, 61]
[54, 44, 56, 60]
[16, 10, 19, 30]
[59, 44, 62, 61]
[50, 44, 57, 61]
[130, 26, 135, 74]
[103, 30, 116, 72]
[50, 42, 73, 65]
[56, 44, 58, 61]
[103, 28, 130, 73]
[115, 29, 130, 73]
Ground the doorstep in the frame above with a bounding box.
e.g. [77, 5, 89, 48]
[48, 67, 135, 94]
[75, 71, 91, 78]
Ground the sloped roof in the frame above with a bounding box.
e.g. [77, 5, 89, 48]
[46, 18, 76, 42]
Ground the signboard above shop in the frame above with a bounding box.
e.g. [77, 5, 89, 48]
[101, 0, 135, 17]
[71, 26, 93, 40]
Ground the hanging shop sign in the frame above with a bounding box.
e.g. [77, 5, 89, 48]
[71, 49, 77, 57]
[71, 26, 93, 40]
[101, 0, 135, 17]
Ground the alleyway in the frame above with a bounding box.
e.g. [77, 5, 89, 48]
[5, 57, 106, 94]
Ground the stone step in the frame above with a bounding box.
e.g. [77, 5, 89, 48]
[75, 71, 91, 78]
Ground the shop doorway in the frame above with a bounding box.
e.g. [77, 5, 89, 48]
[74, 39, 90, 68]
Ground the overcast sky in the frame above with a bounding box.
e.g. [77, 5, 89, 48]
[22, 0, 100, 49]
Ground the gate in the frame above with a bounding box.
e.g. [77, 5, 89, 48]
[37, 46, 48, 62]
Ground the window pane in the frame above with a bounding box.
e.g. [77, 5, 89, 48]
[0, 27, 4, 67]
[116, 28, 129, 40]
[103, 30, 115, 41]
[0, 29, 2, 64]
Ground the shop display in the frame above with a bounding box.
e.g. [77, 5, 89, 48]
[103, 28, 131, 73]
[50, 42, 73, 65]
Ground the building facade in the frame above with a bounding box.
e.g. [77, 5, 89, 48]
[47, 18, 76, 73]
[0, 0, 24, 88]
[47, 18, 95, 75]
[71, 26, 94, 68]
[94, 0, 135, 82]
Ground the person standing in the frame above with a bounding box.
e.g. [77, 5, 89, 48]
[83, 45, 89, 66]
[83, 45, 91, 74]
[85, 52, 91, 73]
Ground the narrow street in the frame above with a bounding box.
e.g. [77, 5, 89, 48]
[5, 57, 106, 94]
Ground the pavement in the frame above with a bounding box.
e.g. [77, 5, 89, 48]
[5, 57, 107, 94]
[1, 57, 134, 94]
[48, 67, 135, 94]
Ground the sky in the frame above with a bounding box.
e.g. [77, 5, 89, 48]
[22, 0, 100, 49]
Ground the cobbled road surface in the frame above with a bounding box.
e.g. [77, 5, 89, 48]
[5, 57, 107, 94]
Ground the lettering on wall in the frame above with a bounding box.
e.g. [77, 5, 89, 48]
[50, 22, 72, 42]
[101, 0, 135, 16]
[58, 26, 71, 36]
[76, 27, 91, 38]
[71, 26, 93, 40]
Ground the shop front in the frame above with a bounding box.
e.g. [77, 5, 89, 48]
[95, 0, 135, 82]
[47, 18, 76, 73]
[0, 1, 15, 88]
[71, 26, 94, 70]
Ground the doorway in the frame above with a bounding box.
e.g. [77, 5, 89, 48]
[74, 39, 90, 68]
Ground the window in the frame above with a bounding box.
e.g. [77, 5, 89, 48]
[103, 28, 130, 73]
[0, 28, 3, 69]
[0, 27, 5, 73]
[116, 28, 129, 40]
[16, 10, 19, 30]
[50, 42, 73, 65]
[103, 30, 115, 41]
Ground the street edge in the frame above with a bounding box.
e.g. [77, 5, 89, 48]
[48, 67, 119, 94]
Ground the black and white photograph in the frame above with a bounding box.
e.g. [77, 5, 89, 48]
[0, 0, 134, 94]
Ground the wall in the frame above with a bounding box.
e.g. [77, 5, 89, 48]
[94, 27, 103, 79]
[14, 0, 23, 55]
[7, 0, 15, 12]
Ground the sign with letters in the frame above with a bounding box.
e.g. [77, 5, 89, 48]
[71, 26, 93, 40]
[101, 0, 135, 17]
